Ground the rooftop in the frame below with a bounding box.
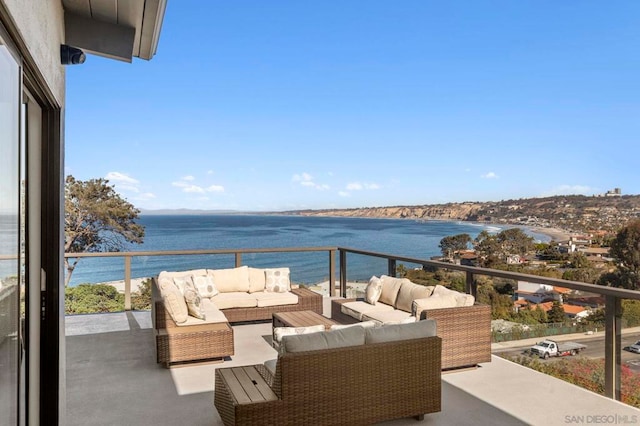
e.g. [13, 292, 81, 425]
[65, 298, 640, 425]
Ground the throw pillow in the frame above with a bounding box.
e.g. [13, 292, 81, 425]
[265, 268, 291, 293]
[159, 283, 188, 324]
[365, 276, 383, 305]
[192, 275, 219, 298]
[183, 280, 206, 320]
[172, 276, 192, 295]
[329, 320, 377, 330]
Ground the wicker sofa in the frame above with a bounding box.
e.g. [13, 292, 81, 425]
[214, 321, 442, 425]
[331, 275, 491, 370]
[151, 266, 322, 367]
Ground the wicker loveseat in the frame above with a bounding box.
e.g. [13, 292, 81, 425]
[331, 275, 491, 370]
[214, 321, 442, 425]
[151, 266, 322, 367]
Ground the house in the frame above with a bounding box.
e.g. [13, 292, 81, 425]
[515, 281, 567, 304]
[0, 1, 167, 422]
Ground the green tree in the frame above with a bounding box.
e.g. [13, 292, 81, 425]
[64, 175, 145, 286]
[547, 301, 566, 323]
[474, 228, 534, 268]
[438, 233, 472, 259]
[608, 219, 640, 290]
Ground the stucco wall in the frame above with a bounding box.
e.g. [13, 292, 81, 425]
[2, 0, 65, 106]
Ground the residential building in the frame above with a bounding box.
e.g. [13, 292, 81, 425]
[0, 1, 166, 423]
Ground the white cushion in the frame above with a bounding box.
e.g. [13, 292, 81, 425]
[362, 310, 413, 325]
[340, 301, 394, 321]
[273, 324, 325, 343]
[330, 320, 377, 330]
[192, 275, 219, 298]
[175, 300, 228, 326]
[365, 276, 383, 305]
[395, 281, 434, 312]
[365, 320, 437, 344]
[158, 269, 207, 281]
[208, 266, 250, 293]
[210, 292, 257, 309]
[253, 291, 299, 307]
[412, 294, 459, 318]
[432, 285, 475, 307]
[158, 281, 188, 324]
[265, 268, 291, 293]
[378, 275, 404, 306]
[248, 267, 267, 293]
[282, 326, 366, 353]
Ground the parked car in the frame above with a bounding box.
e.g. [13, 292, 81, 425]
[624, 340, 640, 354]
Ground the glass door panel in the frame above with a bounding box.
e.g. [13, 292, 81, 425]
[0, 40, 21, 425]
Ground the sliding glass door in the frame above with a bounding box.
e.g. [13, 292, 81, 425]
[0, 35, 21, 426]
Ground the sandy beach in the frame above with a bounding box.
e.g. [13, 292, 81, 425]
[102, 277, 148, 294]
[526, 226, 572, 242]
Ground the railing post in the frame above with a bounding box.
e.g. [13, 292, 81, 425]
[329, 250, 336, 297]
[465, 271, 476, 298]
[604, 295, 622, 400]
[235, 252, 242, 267]
[339, 249, 347, 298]
[388, 259, 396, 277]
[124, 255, 131, 311]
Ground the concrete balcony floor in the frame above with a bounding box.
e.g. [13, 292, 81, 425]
[65, 299, 640, 426]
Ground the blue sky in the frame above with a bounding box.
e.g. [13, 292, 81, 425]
[65, 1, 640, 212]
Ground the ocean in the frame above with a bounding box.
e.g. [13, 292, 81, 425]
[65, 215, 551, 287]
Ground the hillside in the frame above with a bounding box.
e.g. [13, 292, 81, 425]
[286, 195, 640, 235]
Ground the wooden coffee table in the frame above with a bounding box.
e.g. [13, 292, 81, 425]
[272, 310, 338, 330]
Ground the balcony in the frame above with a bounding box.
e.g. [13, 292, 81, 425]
[64, 247, 640, 424]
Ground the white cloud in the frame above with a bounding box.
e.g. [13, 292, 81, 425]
[540, 185, 595, 197]
[346, 182, 380, 191]
[293, 172, 329, 190]
[338, 191, 350, 197]
[481, 172, 499, 179]
[172, 177, 225, 194]
[136, 192, 156, 200]
[207, 170, 214, 175]
[105, 172, 140, 192]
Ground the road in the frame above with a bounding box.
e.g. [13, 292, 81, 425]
[493, 332, 640, 372]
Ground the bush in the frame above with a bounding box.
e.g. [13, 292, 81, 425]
[131, 278, 152, 311]
[506, 355, 640, 408]
[65, 284, 124, 314]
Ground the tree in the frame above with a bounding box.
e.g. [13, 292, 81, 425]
[438, 233, 472, 259]
[547, 301, 566, 323]
[474, 228, 535, 268]
[64, 175, 145, 286]
[608, 219, 640, 290]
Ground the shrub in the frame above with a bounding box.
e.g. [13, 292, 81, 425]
[131, 278, 152, 311]
[65, 284, 124, 314]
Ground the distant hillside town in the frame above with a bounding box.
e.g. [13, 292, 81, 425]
[289, 191, 640, 237]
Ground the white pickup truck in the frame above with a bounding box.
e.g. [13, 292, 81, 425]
[529, 339, 586, 359]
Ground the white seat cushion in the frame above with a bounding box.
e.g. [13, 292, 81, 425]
[362, 310, 413, 325]
[210, 292, 257, 309]
[176, 301, 228, 326]
[341, 301, 394, 321]
[253, 291, 299, 307]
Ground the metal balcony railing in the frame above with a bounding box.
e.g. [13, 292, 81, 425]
[64, 246, 640, 403]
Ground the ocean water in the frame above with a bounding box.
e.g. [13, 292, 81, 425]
[65, 215, 550, 287]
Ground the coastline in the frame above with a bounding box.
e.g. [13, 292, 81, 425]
[525, 226, 572, 242]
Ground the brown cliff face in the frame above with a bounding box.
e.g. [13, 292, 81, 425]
[286, 195, 640, 233]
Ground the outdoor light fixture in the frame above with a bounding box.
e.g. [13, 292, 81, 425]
[60, 44, 86, 65]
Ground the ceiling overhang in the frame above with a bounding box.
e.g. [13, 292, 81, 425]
[63, 0, 167, 63]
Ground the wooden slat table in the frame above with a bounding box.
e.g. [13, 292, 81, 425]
[218, 366, 278, 405]
[272, 310, 338, 329]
